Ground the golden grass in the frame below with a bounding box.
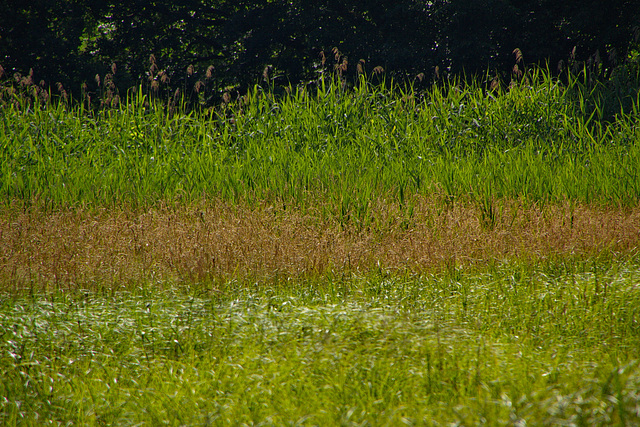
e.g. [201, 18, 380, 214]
[1, 197, 639, 289]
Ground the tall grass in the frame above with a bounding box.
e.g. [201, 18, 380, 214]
[2, 64, 640, 427]
[1, 67, 639, 222]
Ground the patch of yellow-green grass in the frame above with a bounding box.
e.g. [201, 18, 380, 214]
[1, 260, 639, 425]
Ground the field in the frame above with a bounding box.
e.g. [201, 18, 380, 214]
[2, 69, 640, 425]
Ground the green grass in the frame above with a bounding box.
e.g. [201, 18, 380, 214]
[2, 258, 640, 425]
[2, 69, 639, 221]
[2, 67, 640, 425]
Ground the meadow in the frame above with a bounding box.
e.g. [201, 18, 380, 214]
[1, 67, 640, 425]
[2, 263, 640, 425]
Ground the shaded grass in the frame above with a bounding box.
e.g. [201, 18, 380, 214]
[1, 261, 640, 425]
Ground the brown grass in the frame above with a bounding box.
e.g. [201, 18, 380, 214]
[1, 198, 639, 290]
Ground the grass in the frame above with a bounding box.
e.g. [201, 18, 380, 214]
[1, 69, 639, 220]
[2, 262, 640, 425]
[1, 66, 640, 425]
[2, 200, 640, 289]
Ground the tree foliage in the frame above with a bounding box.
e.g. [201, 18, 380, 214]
[1, 0, 638, 100]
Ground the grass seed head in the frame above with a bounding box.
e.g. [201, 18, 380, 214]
[263, 65, 272, 82]
[340, 57, 348, 72]
[4, 200, 639, 288]
[513, 48, 523, 64]
[332, 47, 341, 62]
[490, 76, 499, 91]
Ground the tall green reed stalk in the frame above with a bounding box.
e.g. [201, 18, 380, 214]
[1, 67, 639, 224]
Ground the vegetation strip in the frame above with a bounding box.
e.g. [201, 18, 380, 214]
[2, 65, 639, 425]
[2, 263, 640, 425]
[1, 200, 639, 289]
[2, 70, 640, 212]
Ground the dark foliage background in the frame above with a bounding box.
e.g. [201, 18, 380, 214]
[1, 0, 639, 101]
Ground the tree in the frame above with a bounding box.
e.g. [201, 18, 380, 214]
[1, 0, 638, 100]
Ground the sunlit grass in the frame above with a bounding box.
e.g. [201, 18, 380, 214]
[2, 69, 639, 223]
[2, 260, 640, 425]
[2, 200, 640, 290]
[2, 67, 640, 426]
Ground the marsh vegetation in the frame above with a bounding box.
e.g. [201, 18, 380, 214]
[1, 63, 640, 424]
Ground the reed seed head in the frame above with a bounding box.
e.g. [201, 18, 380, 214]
[263, 65, 272, 82]
[513, 48, 523, 64]
[512, 64, 522, 78]
[332, 47, 340, 62]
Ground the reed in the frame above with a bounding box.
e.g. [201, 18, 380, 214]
[1, 66, 639, 223]
[2, 59, 640, 427]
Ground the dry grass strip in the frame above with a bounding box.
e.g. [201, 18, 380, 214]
[1, 198, 639, 289]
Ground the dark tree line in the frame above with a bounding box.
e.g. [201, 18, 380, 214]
[1, 0, 639, 102]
